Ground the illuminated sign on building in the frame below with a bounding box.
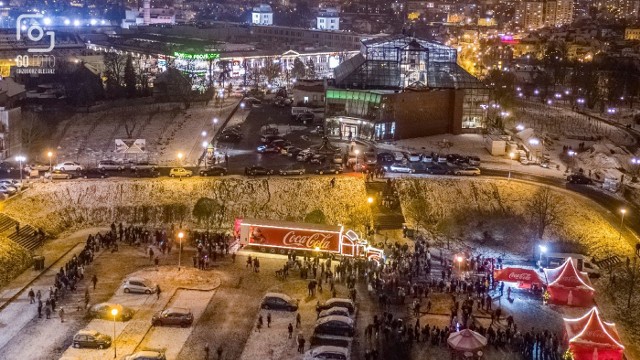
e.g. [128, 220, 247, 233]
[173, 52, 220, 60]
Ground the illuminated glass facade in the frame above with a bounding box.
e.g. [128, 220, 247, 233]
[327, 35, 489, 139]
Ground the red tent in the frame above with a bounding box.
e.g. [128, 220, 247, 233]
[544, 258, 594, 307]
[564, 307, 624, 360]
[493, 267, 545, 288]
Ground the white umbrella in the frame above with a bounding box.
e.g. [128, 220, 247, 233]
[447, 329, 488, 352]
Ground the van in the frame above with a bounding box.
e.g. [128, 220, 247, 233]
[123, 277, 157, 294]
[543, 252, 601, 278]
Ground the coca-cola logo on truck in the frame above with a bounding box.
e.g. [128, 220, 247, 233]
[508, 272, 533, 281]
[249, 226, 339, 252]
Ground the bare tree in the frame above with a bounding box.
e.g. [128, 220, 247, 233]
[20, 111, 48, 152]
[261, 57, 281, 84]
[526, 186, 563, 239]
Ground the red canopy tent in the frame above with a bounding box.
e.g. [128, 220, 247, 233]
[564, 307, 624, 360]
[544, 258, 594, 307]
[493, 267, 545, 289]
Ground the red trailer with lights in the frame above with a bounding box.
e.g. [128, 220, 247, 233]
[235, 218, 384, 260]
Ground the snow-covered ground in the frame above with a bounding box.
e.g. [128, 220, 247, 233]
[50, 98, 241, 167]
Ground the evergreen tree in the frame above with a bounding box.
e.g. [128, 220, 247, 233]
[291, 58, 306, 79]
[124, 55, 137, 98]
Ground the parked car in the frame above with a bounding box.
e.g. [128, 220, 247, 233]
[97, 160, 125, 171]
[217, 132, 241, 143]
[81, 169, 109, 179]
[428, 165, 451, 175]
[135, 168, 161, 178]
[123, 350, 166, 360]
[393, 152, 406, 161]
[454, 167, 481, 176]
[25, 163, 50, 172]
[45, 170, 73, 179]
[303, 346, 349, 360]
[313, 315, 355, 337]
[408, 153, 422, 162]
[332, 154, 344, 164]
[377, 152, 395, 165]
[318, 306, 351, 319]
[0, 184, 17, 195]
[72, 330, 112, 349]
[200, 166, 227, 176]
[296, 112, 315, 123]
[256, 144, 280, 154]
[151, 307, 194, 327]
[389, 163, 414, 174]
[123, 277, 157, 294]
[317, 298, 355, 314]
[89, 303, 134, 321]
[315, 165, 344, 175]
[446, 154, 465, 164]
[169, 168, 192, 178]
[0, 179, 22, 190]
[567, 174, 592, 184]
[55, 161, 83, 171]
[468, 156, 481, 166]
[260, 134, 283, 144]
[279, 166, 306, 176]
[245, 166, 274, 176]
[421, 154, 433, 163]
[271, 139, 291, 150]
[436, 156, 447, 164]
[130, 161, 158, 171]
[262, 127, 279, 136]
[261, 292, 298, 311]
[310, 154, 326, 164]
[0, 162, 14, 173]
[297, 150, 314, 162]
[280, 145, 299, 155]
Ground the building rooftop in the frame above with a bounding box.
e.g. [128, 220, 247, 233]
[253, 4, 273, 13]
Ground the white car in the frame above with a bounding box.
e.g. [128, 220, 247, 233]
[0, 179, 22, 189]
[303, 346, 349, 360]
[408, 153, 422, 162]
[169, 168, 192, 178]
[389, 163, 414, 173]
[318, 306, 351, 319]
[454, 167, 481, 176]
[0, 184, 16, 195]
[123, 277, 157, 294]
[393, 152, 406, 161]
[437, 156, 447, 164]
[25, 163, 50, 171]
[97, 160, 125, 171]
[54, 161, 83, 171]
[421, 155, 433, 163]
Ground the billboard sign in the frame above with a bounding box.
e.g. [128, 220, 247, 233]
[248, 225, 340, 253]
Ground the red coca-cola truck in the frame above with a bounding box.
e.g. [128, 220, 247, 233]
[235, 218, 384, 260]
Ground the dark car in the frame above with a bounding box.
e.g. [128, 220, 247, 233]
[315, 165, 344, 175]
[296, 112, 315, 123]
[135, 168, 161, 178]
[310, 154, 326, 164]
[279, 166, 306, 176]
[313, 315, 355, 337]
[72, 330, 112, 349]
[81, 169, 109, 179]
[151, 307, 194, 327]
[376, 152, 395, 165]
[261, 292, 298, 311]
[200, 166, 227, 176]
[217, 133, 241, 143]
[428, 165, 451, 175]
[245, 166, 274, 176]
[262, 127, 279, 136]
[0, 162, 14, 173]
[260, 134, 284, 144]
[567, 174, 592, 184]
[317, 298, 355, 314]
[89, 303, 134, 321]
[446, 154, 466, 164]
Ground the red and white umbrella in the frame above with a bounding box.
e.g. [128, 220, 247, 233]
[447, 329, 488, 352]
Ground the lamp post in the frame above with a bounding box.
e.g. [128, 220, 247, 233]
[367, 196, 374, 204]
[202, 141, 209, 168]
[618, 209, 627, 242]
[538, 244, 547, 265]
[178, 231, 184, 270]
[15, 155, 25, 183]
[508, 152, 514, 180]
[213, 117, 219, 135]
[47, 151, 53, 171]
[456, 255, 463, 272]
[111, 308, 118, 358]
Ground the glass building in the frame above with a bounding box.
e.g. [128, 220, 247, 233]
[326, 34, 489, 140]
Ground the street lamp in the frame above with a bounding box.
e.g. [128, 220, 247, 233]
[538, 244, 547, 263]
[213, 118, 219, 135]
[619, 209, 627, 242]
[201, 131, 207, 137]
[202, 141, 209, 168]
[456, 255, 463, 272]
[47, 151, 53, 171]
[177, 152, 183, 166]
[111, 308, 118, 358]
[367, 196, 374, 204]
[508, 152, 515, 180]
[178, 231, 184, 270]
[15, 155, 25, 183]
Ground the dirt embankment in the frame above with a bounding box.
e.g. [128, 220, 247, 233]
[3, 177, 373, 236]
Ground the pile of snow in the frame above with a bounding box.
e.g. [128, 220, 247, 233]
[575, 143, 631, 181]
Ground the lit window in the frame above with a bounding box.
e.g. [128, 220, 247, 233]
[304, 96, 309, 103]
